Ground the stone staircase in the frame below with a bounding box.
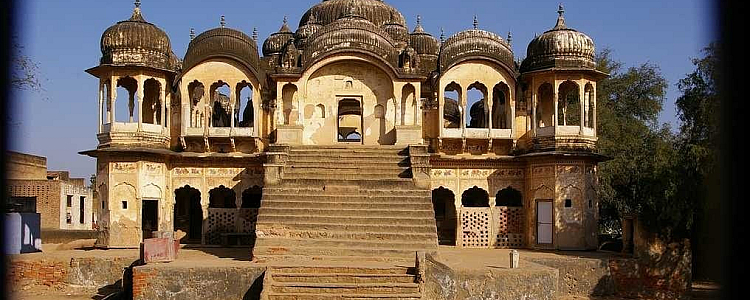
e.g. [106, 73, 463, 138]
[253, 145, 438, 262]
[261, 265, 422, 300]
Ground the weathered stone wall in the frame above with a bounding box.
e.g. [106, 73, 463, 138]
[131, 265, 265, 300]
[8, 255, 138, 289]
[424, 254, 558, 300]
[6, 151, 48, 180]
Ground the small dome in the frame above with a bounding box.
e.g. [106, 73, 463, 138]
[295, 14, 323, 49]
[183, 26, 260, 76]
[301, 9, 399, 69]
[263, 17, 295, 56]
[299, 0, 407, 30]
[100, 5, 174, 71]
[409, 17, 439, 56]
[440, 26, 514, 73]
[521, 5, 596, 73]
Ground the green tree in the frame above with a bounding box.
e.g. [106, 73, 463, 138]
[595, 49, 677, 235]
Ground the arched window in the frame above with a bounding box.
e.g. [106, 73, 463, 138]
[236, 81, 254, 128]
[496, 187, 523, 207]
[443, 82, 461, 128]
[492, 83, 510, 129]
[401, 84, 416, 125]
[115, 77, 138, 123]
[210, 82, 231, 127]
[188, 81, 205, 128]
[142, 78, 161, 125]
[558, 81, 580, 126]
[282, 84, 298, 125]
[467, 82, 488, 128]
[537, 83, 554, 128]
[461, 186, 490, 207]
[208, 185, 236, 208]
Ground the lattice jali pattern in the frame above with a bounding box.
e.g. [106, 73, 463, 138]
[206, 209, 237, 245]
[493, 207, 524, 248]
[460, 208, 491, 248]
[238, 209, 259, 245]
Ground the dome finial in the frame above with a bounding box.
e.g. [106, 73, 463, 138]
[440, 27, 445, 43]
[279, 16, 292, 32]
[414, 15, 425, 33]
[129, 0, 145, 22]
[252, 27, 259, 42]
[473, 15, 479, 29]
[283, 15, 288, 26]
[554, 3, 567, 29]
[507, 31, 512, 46]
[190, 28, 195, 40]
[220, 15, 226, 28]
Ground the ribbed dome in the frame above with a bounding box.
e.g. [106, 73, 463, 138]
[263, 18, 295, 56]
[100, 6, 175, 71]
[521, 6, 595, 72]
[183, 27, 260, 76]
[295, 14, 323, 49]
[302, 11, 399, 69]
[440, 27, 515, 73]
[409, 18, 439, 56]
[299, 0, 407, 30]
[382, 17, 409, 44]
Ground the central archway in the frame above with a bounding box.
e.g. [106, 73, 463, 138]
[303, 58, 396, 145]
[337, 98, 363, 143]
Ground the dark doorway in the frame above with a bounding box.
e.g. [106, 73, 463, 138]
[79, 196, 86, 224]
[142, 199, 158, 240]
[432, 187, 457, 246]
[174, 186, 203, 243]
[242, 186, 263, 208]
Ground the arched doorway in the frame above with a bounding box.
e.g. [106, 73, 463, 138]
[432, 187, 457, 246]
[337, 98, 363, 143]
[174, 186, 202, 243]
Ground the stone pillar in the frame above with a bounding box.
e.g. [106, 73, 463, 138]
[487, 88, 494, 132]
[230, 84, 236, 129]
[592, 86, 597, 135]
[553, 83, 559, 135]
[461, 86, 467, 136]
[415, 84, 422, 126]
[531, 87, 537, 135]
[137, 77, 145, 130]
[111, 76, 118, 124]
[98, 79, 103, 134]
[509, 84, 516, 137]
[579, 81, 585, 135]
[180, 84, 189, 136]
[509, 250, 519, 268]
[160, 82, 166, 128]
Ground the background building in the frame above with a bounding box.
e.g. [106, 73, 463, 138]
[6, 151, 95, 231]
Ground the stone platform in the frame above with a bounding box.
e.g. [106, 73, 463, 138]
[8, 245, 641, 300]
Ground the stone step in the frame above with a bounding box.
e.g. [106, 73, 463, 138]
[287, 160, 410, 168]
[258, 208, 434, 219]
[271, 273, 415, 284]
[252, 223, 436, 234]
[269, 282, 420, 295]
[283, 173, 412, 181]
[283, 167, 410, 176]
[256, 215, 436, 226]
[254, 238, 437, 251]
[269, 266, 411, 275]
[257, 255, 414, 264]
[265, 293, 421, 300]
[262, 188, 431, 197]
[258, 229, 437, 241]
[260, 200, 433, 210]
[253, 245, 429, 259]
[279, 179, 416, 189]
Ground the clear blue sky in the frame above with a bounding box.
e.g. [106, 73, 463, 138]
[9, 0, 716, 178]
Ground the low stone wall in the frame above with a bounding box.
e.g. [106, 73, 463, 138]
[7, 255, 139, 289]
[41, 229, 98, 244]
[424, 254, 559, 300]
[525, 254, 617, 297]
[131, 265, 266, 300]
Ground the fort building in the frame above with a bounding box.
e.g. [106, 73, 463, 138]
[82, 0, 607, 258]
